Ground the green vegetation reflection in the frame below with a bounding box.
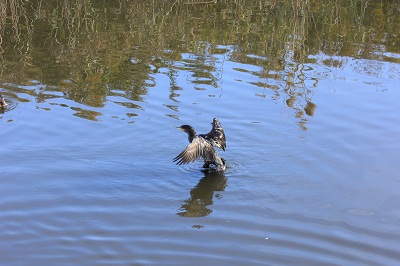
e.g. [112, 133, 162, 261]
[0, 0, 398, 122]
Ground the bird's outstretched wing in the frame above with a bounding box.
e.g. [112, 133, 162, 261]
[200, 118, 226, 151]
[173, 136, 216, 165]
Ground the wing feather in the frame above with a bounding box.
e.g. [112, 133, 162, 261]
[200, 118, 226, 151]
[173, 136, 216, 165]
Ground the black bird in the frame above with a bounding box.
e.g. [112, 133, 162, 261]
[0, 93, 7, 108]
[199, 118, 226, 151]
[174, 118, 226, 172]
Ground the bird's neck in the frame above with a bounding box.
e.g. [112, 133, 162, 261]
[187, 129, 196, 143]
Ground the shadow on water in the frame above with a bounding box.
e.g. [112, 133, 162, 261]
[177, 171, 227, 218]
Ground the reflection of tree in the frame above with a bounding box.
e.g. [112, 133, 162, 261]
[0, 0, 398, 121]
[178, 171, 227, 218]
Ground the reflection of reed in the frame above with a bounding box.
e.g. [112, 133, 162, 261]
[178, 171, 227, 218]
[304, 101, 317, 117]
[0, 2, 5, 64]
[0, 0, 398, 121]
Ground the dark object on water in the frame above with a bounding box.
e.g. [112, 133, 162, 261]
[0, 93, 7, 108]
[174, 118, 226, 172]
[199, 118, 226, 151]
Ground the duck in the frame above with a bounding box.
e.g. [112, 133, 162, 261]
[0, 93, 7, 108]
[173, 118, 226, 172]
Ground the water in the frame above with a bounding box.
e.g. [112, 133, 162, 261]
[1, 1, 400, 265]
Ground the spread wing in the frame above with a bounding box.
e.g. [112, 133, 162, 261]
[173, 136, 216, 165]
[200, 118, 226, 151]
[211, 129, 226, 151]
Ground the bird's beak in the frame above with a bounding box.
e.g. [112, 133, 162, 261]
[176, 126, 183, 131]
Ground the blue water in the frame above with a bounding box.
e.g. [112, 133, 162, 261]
[1, 48, 400, 265]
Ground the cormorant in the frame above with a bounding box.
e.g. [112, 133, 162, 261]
[174, 118, 226, 172]
[199, 118, 226, 151]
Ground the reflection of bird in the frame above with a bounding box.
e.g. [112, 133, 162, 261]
[173, 118, 226, 172]
[178, 171, 227, 218]
[0, 93, 7, 108]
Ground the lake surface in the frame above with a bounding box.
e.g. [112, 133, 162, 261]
[1, 1, 400, 265]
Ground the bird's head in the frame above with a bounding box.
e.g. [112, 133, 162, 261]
[178, 125, 195, 134]
[178, 125, 196, 142]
